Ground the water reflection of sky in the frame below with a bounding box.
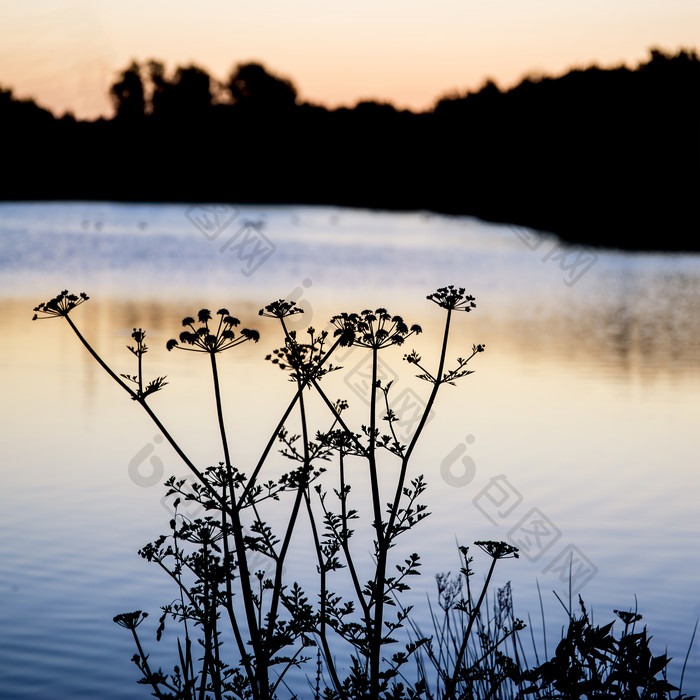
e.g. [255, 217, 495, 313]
[1, 202, 699, 697]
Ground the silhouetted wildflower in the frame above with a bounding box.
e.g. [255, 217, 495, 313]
[167, 308, 259, 353]
[177, 517, 225, 547]
[317, 425, 365, 457]
[32, 290, 89, 320]
[436, 572, 463, 612]
[130, 327, 145, 347]
[330, 308, 421, 349]
[113, 611, 149, 630]
[474, 540, 520, 559]
[124, 327, 149, 359]
[258, 299, 304, 319]
[266, 328, 338, 383]
[35, 286, 692, 700]
[426, 285, 476, 312]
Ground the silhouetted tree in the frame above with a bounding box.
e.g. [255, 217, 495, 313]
[169, 64, 213, 120]
[110, 61, 145, 122]
[146, 60, 168, 116]
[142, 62, 213, 122]
[2, 48, 699, 249]
[0, 86, 54, 127]
[227, 62, 297, 114]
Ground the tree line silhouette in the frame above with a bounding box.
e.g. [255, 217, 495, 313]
[2, 49, 698, 250]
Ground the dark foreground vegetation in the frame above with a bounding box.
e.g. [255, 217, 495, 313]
[33, 288, 696, 698]
[3, 47, 699, 250]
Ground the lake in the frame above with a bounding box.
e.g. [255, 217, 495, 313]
[1, 201, 699, 697]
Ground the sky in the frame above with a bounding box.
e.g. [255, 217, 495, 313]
[1, 0, 699, 120]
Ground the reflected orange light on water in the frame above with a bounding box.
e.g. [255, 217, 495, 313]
[5, 287, 698, 496]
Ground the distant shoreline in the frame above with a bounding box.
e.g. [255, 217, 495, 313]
[3, 48, 698, 253]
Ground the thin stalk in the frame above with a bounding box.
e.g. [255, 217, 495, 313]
[250, 500, 279, 561]
[367, 344, 387, 697]
[388, 307, 453, 533]
[221, 482, 256, 684]
[303, 489, 346, 698]
[537, 578, 547, 661]
[210, 352, 233, 468]
[176, 638, 195, 700]
[238, 335, 344, 507]
[65, 314, 136, 395]
[445, 556, 498, 698]
[211, 605, 223, 700]
[131, 628, 176, 698]
[368, 346, 383, 535]
[265, 382, 312, 654]
[337, 453, 370, 618]
[269, 645, 311, 698]
[205, 545, 224, 700]
[64, 315, 231, 517]
[368, 309, 454, 697]
[154, 554, 203, 611]
[211, 348, 259, 687]
[679, 618, 698, 698]
[311, 379, 367, 458]
[198, 541, 213, 700]
[207, 350, 266, 700]
[238, 386, 302, 507]
[137, 341, 144, 396]
[170, 514, 195, 691]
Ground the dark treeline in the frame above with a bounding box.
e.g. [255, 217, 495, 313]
[2, 49, 699, 250]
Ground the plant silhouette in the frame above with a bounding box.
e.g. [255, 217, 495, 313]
[32, 288, 696, 699]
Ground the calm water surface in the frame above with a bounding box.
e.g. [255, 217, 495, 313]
[1, 202, 699, 697]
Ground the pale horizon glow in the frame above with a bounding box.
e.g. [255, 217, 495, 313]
[1, 0, 699, 120]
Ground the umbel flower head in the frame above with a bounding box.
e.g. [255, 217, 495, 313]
[113, 610, 148, 630]
[32, 291, 89, 320]
[330, 308, 422, 349]
[427, 285, 476, 312]
[167, 308, 259, 353]
[258, 299, 304, 320]
[474, 540, 519, 560]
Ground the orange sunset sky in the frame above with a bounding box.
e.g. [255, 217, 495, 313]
[1, 0, 699, 120]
